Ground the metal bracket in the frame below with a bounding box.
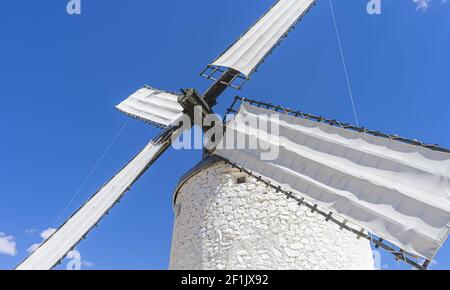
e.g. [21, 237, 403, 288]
[201, 66, 248, 90]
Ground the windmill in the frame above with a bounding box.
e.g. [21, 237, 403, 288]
[16, 0, 449, 270]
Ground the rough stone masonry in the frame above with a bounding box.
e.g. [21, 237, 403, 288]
[169, 161, 375, 270]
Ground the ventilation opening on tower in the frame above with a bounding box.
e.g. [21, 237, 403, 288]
[233, 174, 247, 185]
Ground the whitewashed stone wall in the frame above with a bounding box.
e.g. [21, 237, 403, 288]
[170, 162, 375, 270]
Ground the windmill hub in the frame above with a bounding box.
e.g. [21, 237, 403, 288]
[178, 88, 212, 125]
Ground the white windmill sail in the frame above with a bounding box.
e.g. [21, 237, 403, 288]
[213, 103, 450, 260]
[16, 141, 169, 270]
[208, 0, 316, 78]
[116, 86, 184, 128]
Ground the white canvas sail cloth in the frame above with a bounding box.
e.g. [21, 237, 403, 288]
[16, 141, 166, 270]
[213, 103, 450, 260]
[116, 86, 184, 128]
[211, 0, 316, 78]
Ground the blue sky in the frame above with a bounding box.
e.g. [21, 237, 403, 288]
[0, 0, 449, 270]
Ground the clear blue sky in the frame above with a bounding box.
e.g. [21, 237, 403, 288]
[0, 0, 449, 270]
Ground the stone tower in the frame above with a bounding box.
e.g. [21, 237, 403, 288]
[169, 157, 375, 270]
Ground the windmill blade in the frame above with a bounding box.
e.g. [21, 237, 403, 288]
[202, 0, 316, 83]
[116, 86, 184, 128]
[213, 102, 450, 260]
[16, 128, 178, 270]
